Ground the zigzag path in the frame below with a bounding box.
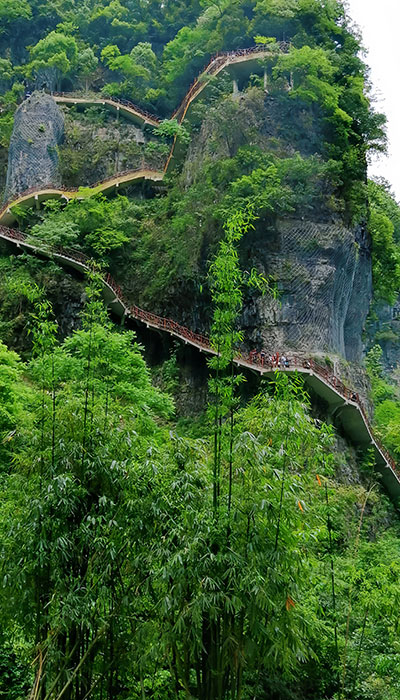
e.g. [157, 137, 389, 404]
[0, 44, 287, 226]
[0, 222, 399, 504]
[1, 43, 398, 503]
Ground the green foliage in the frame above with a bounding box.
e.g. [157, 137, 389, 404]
[226, 163, 294, 215]
[365, 345, 400, 460]
[28, 218, 80, 249]
[77, 47, 98, 90]
[155, 352, 180, 394]
[0, 3, 399, 698]
[101, 41, 158, 103]
[27, 31, 79, 90]
[0, 269, 400, 697]
[0, 255, 66, 353]
[365, 344, 384, 379]
[274, 45, 351, 124]
[368, 179, 400, 303]
[0, 0, 31, 26]
[0, 634, 31, 699]
[0, 340, 32, 464]
[0, 82, 24, 149]
[153, 117, 190, 143]
[25, 194, 136, 263]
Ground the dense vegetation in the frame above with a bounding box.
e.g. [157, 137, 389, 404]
[1, 215, 400, 700]
[2, 1, 400, 699]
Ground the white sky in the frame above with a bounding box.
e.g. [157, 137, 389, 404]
[346, 0, 400, 200]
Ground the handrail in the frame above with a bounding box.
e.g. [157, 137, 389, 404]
[53, 43, 290, 127]
[3, 42, 398, 488]
[171, 42, 290, 122]
[0, 221, 398, 484]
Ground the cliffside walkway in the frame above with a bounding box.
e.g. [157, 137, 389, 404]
[0, 169, 164, 226]
[0, 44, 289, 226]
[1, 222, 399, 503]
[53, 44, 289, 127]
[52, 94, 161, 127]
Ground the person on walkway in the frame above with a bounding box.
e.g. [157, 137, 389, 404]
[260, 350, 266, 366]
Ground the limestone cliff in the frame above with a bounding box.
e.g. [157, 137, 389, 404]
[242, 218, 372, 362]
[4, 92, 64, 202]
[58, 105, 157, 188]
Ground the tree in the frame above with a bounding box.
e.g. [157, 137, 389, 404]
[28, 219, 80, 250]
[0, 279, 174, 699]
[28, 31, 78, 91]
[273, 45, 352, 124]
[153, 118, 190, 144]
[101, 41, 157, 102]
[0, 340, 32, 465]
[129, 41, 157, 74]
[0, 0, 31, 29]
[77, 47, 98, 92]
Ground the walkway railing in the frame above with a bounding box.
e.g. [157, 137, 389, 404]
[171, 42, 290, 122]
[3, 40, 398, 488]
[53, 43, 290, 127]
[0, 222, 398, 483]
[0, 168, 163, 222]
[53, 92, 161, 125]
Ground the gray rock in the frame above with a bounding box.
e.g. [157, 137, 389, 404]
[241, 218, 372, 362]
[4, 92, 64, 202]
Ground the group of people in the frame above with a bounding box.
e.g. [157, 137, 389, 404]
[248, 350, 292, 369]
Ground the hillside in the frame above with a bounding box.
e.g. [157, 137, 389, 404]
[2, 1, 400, 699]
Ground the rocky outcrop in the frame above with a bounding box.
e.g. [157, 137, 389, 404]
[240, 218, 372, 361]
[58, 106, 152, 187]
[4, 92, 64, 202]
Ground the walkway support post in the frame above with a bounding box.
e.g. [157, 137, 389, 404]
[264, 69, 268, 92]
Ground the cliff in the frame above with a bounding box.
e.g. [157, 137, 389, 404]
[242, 217, 372, 362]
[178, 88, 373, 362]
[4, 92, 64, 202]
[2, 86, 374, 366]
[58, 104, 163, 187]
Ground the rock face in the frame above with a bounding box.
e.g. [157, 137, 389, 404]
[58, 106, 151, 188]
[4, 92, 64, 202]
[242, 218, 372, 361]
